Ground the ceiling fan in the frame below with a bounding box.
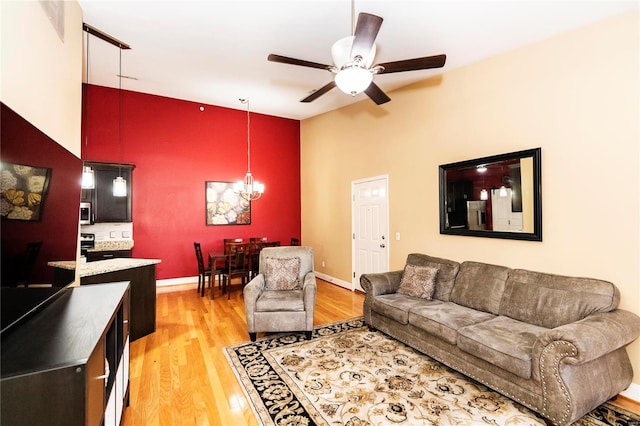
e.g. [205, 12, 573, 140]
[267, 11, 446, 105]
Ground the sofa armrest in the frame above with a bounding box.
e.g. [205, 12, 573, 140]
[531, 309, 640, 424]
[243, 274, 266, 332]
[360, 270, 403, 296]
[533, 309, 640, 366]
[302, 272, 317, 329]
[361, 271, 402, 326]
[302, 272, 317, 308]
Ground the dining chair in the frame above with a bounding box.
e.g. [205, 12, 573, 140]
[222, 243, 250, 299]
[194, 242, 212, 297]
[223, 238, 244, 254]
[248, 237, 267, 278]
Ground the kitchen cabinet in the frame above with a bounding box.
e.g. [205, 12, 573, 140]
[1, 282, 130, 426]
[446, 180, 473, 228]
[81, 263, 156, 341]
[83, 162, 134, 223]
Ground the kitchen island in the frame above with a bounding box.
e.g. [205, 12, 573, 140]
[49, 258, 161, 341]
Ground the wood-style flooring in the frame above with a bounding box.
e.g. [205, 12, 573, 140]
[122, 279, 639, 425]
[122, 279, 364, 425]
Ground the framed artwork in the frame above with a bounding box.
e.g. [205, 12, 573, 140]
[205, 181, 251, 225]
[1, 162, 52, 221]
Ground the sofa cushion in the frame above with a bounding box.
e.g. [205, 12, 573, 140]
[450, 261, 510, 315]
[405, 253, 460, 302]
[499, 269, 620, 329]
[264, 257, 301, 290]
[457, 316, 548, 379]
[398, 264, 438, 299]
[409, 302, 495, 345]
[372, 294, 442, 324]
[256, 289, 304, 312]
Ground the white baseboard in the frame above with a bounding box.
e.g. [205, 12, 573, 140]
[157, 276, 198, 287]
[620, 382, 640, 402]
[314, 271, 353, 290]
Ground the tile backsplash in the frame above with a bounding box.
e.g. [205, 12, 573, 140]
[81, 222, 133, 241]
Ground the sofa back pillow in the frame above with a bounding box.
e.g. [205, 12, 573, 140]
[499, 269, 620, 329]
[398, 264, 439, 299]
[405, 254, 460, 301]
[450, 261, 511, 315]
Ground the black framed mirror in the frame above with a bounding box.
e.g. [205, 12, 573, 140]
[439, 148, 542, 241]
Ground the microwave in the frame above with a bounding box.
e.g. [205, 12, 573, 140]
[80, 202, 92, 225]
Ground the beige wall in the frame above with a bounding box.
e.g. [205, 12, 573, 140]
[1, 0, 83, 157]
[301, 11, 640, 387]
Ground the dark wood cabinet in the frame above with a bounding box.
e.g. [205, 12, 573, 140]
[1, 282, 130, 426]
[446, 180, 473, 228]
[84, 162, 134, 223]
[81, 264, 156, 341]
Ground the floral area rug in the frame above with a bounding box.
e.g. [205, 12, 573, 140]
[224, 318, 640, 426]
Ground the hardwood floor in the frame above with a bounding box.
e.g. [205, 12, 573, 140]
[123, 278, 639, 425]
[122, 278, 364, 426]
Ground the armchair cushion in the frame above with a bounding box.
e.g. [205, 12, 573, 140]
[264, 256, 301, 290]
[256, 289, 305, 312]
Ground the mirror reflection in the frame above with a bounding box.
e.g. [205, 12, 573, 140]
[439, 148, 542, 241]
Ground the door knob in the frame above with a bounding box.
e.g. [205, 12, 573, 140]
[380, 243, 386, 248]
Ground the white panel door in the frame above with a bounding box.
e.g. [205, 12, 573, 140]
[353, 176, 389, 292]
[491, 188, 512, 231]
[491, 188, 523, 231]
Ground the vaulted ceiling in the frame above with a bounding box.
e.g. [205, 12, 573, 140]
[79, 1, 636, 120]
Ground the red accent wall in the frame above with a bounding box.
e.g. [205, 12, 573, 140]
[1, 103, 82, 284]
[83, 85, 301, 280]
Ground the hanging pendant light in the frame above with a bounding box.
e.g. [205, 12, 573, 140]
[235, 98, 264, 201]
[113, 46, 127, 197]
[81, 31, 95, 189]
[477, 165, 487, 201]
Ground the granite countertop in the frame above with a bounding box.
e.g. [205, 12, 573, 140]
[88, 240, 135, 252]
[48, 258, 161, 277]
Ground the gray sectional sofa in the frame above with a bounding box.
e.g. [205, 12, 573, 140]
[361, 253, 640, 425]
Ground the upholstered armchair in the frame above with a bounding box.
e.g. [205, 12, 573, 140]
[243, 246, 317, 342]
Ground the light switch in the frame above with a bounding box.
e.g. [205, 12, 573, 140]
[395, 232, 401, 241]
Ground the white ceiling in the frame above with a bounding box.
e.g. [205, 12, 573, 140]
[78, 0, 637, 120]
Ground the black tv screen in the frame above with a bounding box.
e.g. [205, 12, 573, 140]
[1, 103, 82, 333]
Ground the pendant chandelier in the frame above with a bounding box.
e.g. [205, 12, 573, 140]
[81, 31, 95, 189]
[234, 98, 264, 201]
[113, 46, 127, 197]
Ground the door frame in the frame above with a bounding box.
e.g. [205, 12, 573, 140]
[351, 174, 390, 291]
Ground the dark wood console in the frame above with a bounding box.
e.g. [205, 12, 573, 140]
[81, 264, 156, 341]
[1, 282, 130, 426]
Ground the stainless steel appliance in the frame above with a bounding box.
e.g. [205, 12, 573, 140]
[80, 233, 95, 257]
[466, 201, 487, 231]
[80, 202, 92, 225]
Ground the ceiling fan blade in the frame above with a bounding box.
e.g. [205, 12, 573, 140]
[364, 82, 391, 105]
[376, 54, 447, 74]
[268, 54, 333, 71]
[301, 81, 337, 103]
[350, 13, 383, 61]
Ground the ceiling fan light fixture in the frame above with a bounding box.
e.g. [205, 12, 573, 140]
[335, 66, 373, 96]
[331, 36, 376, 69]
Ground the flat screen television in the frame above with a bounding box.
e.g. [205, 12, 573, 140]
[1, 103, 82, 334]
